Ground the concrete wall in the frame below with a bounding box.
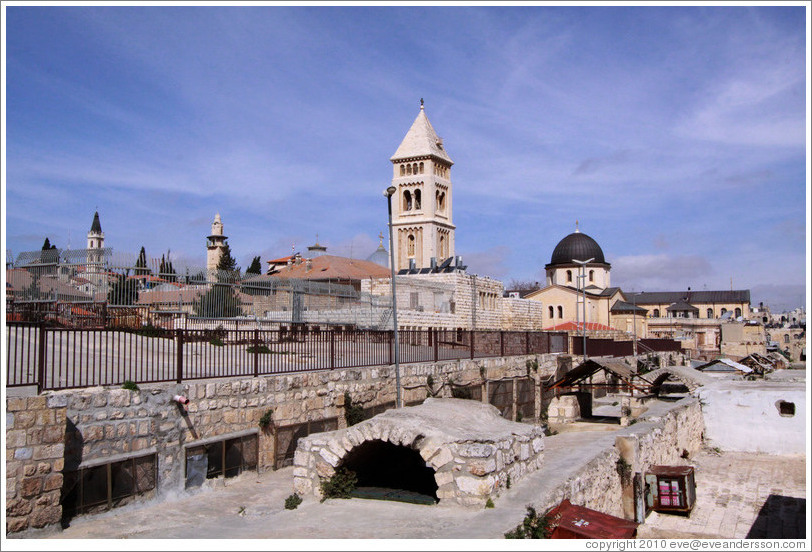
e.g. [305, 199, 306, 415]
[698, 382, 806, 454]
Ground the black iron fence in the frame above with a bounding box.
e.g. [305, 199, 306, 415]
[571, 337, 684, 358]
[5, 323, 569, 392]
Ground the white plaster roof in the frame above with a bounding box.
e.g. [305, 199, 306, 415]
[698, 358, 752, 373]
[390, 108, 453, 164]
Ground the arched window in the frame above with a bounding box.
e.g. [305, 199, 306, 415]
[721, 308, 727, 316]
[403, 190, 412, 211]
[412, 163, 418, 174]
[419, 162, 424, 174]
[784, 334, 790, 343]
[549, 306, 554, 318]
[400, 164, 405, 176]
[653, 309, 660, 318]
[414, 189, 421, 210]
[439, 235, 447, 259]
[557, 306, 563, 319]
[589, 270, 594, 282]
[406, 164, 412, 176]
[436, 191, 446, 212]
[566, 270, 572, 283]
[735, 308, 741, 318]
[407, 234, 415, 256]
[707, 308, 713, 318]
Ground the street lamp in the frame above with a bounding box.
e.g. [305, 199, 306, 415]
[572, 258, 594, 363]
[384, 185, 402, 408]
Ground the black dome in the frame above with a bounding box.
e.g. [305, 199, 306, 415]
[549, 232, 606, 266]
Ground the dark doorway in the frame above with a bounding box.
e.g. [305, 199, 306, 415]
[340, 439, 438, 502]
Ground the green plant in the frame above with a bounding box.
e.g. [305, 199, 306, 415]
[543, 427, 558, 436]
[343, 392, 365, 427]
[504, 506, 554, 539]
[210, 336, 225, 347]
[247, 344, 272, 354]
[122, 380, 139, 391]
[516, 411, 523, 422]
[258, 408, 274, 430]
[237, 505, 246, 516]
[427, 374, 434, 388]
[525, 358, 539, 373]
[485, 498, 495, 509]
[284, 493, 303, 510]
[320, 467, 357, 501]
[506, 474, 511, 489]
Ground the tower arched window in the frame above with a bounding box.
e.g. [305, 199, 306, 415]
[419, 162, 424, 174]
[407, 234, 416, 256]
[557, 306, 563, 319]
[548, 306, 554, 319]
[400, 164, 405, 176]
[403, 190, 412, 211]
[721, 308, 727, 316]
[413, 163, 418, 174]
[406, 164, 412, 176]
[439, 235, 447, 259]
[436, 191, 446, 212]
[414, 189, 421, 210]
[566, 270, 572, 283]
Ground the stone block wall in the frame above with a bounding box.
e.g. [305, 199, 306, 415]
[6, 395, 66, 533]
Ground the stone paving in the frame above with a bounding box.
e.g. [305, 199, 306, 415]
[638, 450, 807, 539]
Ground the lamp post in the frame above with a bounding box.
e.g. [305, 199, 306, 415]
[572, 258, 594, 363]
[384, 186, 402, 408]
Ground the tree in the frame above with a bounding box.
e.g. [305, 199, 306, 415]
[108, 271, 139, 305]
[134, 246, 151, 276]
[159, 254, 177, 282]
[41, 238, 56, 251]
[217, 242, 239, 273]
[194, 283, 242, 318]
[507, 279, 541, 291]
[246, 255, 262, 276]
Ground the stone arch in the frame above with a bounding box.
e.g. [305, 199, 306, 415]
[646, 367, 710, 396]
[338, 438, 438, 500]
[403, 190, 412, 211]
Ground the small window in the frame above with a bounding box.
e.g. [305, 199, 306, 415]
[777, 401, 795, 417]
[414, 189, 421, 210]
[400, 164, 405, 176]
[589, 270, 594, 282]
[721, 308, 727, 316]
[403, 190, 412, 211]
[407, 234, 416, 256]
[566, 270, 572, 283]
[419, 162, 424, 174]
[735, 308, 741, 318]
[707, 308, 713, 318]
[653, 309, 660, 318]
[557, 306, 563, 319]
[549, 306, 554, 318]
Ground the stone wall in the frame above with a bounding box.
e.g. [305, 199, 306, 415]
[5, 352, 564, 534]
[6, 395, 66, 533]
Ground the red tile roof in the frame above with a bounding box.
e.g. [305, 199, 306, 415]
[271, 255, 390, 281]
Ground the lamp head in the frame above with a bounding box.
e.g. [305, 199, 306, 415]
[384, 186, 397, 198]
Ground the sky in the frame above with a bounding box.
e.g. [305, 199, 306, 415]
[3, 3, 809, 312]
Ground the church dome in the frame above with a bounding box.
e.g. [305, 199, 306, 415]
[548, 231, 607, 266]
[367, 243, 389, 268]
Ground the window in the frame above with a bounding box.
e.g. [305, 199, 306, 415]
[653, 309, 660, 318]
[707, 308, 713, 318]
[720, 308, 727, 316]
[403, 190, 412, 211]
[549, 306, 554, 318]
[407, 234, 416, 256]
[557, 306, 563, 319]
[566, 270, 572, 283]
[777, 401, 795, 417]
[419, 162, 424, 174]
[62, 453, 157, 518]
[414, 189, 421, 210]
[784, 335, 790, 343]
[406, 164, 412, 175]
[735, 308, 741, 318]
[436, 191, 446, 212]
[185, 434, 258, 488]
[439, 235, 447, 259]
[589, 270, 594, 282]
[400, 164, 405, 176]
[410, 292, 419, 309]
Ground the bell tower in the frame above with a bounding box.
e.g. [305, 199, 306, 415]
[389, 101, 455, 272]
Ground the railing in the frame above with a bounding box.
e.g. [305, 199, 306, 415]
[571, 337, 684, 358]
[5, 323, 569, 392]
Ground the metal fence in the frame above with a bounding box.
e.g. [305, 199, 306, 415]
[5, 323, 569, 392]
[571, 337, 684, 357]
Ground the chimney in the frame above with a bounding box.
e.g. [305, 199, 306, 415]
[306, 259, 312, 271]
[430, 257, 437, 270]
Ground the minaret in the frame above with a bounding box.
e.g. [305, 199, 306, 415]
[86, 211, 105, 273]
[389, 100, 455, 272]
[206, 213, 227, 271]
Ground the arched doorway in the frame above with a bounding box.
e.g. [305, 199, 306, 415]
[339, 439, 438, 502]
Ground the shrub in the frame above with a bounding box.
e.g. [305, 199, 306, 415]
[506, 474, 511, 489]
[210, 336, 224, 347]
[284, 493, 302, 510]
[344, 392, 365, 427]
[320, 467, 357, 501]
[485, 498, 495, 509]
[122, 380, 139, 391]
[247, 344, 272, 354]
[258, 409, 274, 430]
[504, 506, 554, 539]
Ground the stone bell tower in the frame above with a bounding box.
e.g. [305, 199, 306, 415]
[389, 101, 455, 272]
[206, 213, 227, 271]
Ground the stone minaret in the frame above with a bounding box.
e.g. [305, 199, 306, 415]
[206, 213, 227, 271]
[86, 211, 105, 273]
[389, 101, 455, 272]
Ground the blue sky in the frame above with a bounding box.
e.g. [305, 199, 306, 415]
[3, 4, 809, 311]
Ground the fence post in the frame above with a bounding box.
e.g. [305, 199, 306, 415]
[176, 330, 184, 383]
[330, 330, 336, 369]
[525, 331, 530, 355]
[433, 329, 438, 362]
[253, 328, 259, 378]
[37, 323, 47, 394]
[388, 331, 393, 365]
